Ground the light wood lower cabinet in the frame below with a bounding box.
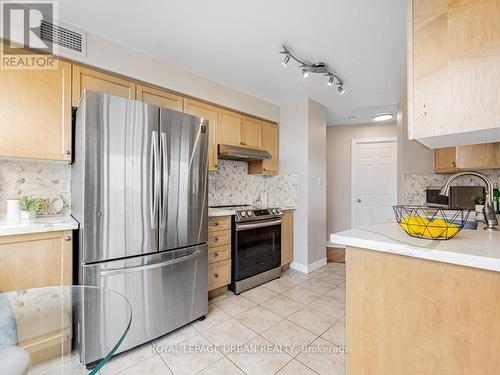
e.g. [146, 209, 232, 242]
[72, 65, 136, 106]
[434, 142, 500, 173]
[208, 216, 232, 292]
[281, 210, 293, 266]
[136, 84, 183, 111]
[0, 231, 73, 292]
[0, 48, 72, 161]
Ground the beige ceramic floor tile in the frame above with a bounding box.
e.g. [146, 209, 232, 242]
[282, 283, 326, 304]
[235, 305, 283, 333]
[152, 324, 198, 348]
[100, 341, 156, 375]
[197, 357, 245, 375]
[240, 285, 278, 304]
[261, 295, 305, 317]
[261, 320, 317, 356]
[191, 304, 231, 332]
[296, 337, 345, 375]
[117, 355, 173, 375]
[299, 279, 332, 295]
[308, 295, 345, 320]
[287, 305, 338, 335]
[160, 334, 222, 375]
[324, 285, 346, 303]
[213, 294, 257, 316]
[280, 271, 309, 285]
[208, 290, 233, 304]
[312, 273, 345, 288]
[276, 359, 318, 375]
[226, 335, 293, 375]
[202, 318, 257, 348]
[261, 277, 298, 293]
[321, 318, 345, 346]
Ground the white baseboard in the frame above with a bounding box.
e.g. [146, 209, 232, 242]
[290, 257, 327, 274]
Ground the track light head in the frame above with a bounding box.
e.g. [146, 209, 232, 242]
[302, 68, 309, 78]
[282, 54, 290, 67]
[338, 86, 345, 94]
[327, 75, 334, 86]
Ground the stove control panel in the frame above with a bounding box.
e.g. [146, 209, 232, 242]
[234, 207, 283, 222]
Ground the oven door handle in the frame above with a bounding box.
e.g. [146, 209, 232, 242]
[236, 219, 282, 231]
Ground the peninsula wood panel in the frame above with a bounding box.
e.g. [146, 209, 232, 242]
[136, 84, 183, 111]
[0, 231, 73, 292]
[0, 52, 72, 161]
[281, 210, 293, 266]
[184, 99, 219, 171]
[346, 246, 500, 375]
[242, 116, 263, 149]
[72, 65, 136, 106]
[218, 109, 242, 146]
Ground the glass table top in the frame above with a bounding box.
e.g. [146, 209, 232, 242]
[0, 286, 132, 375]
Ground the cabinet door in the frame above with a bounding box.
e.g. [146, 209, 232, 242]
[72, 65, 135, 106]
[456, 143, 500, 170]
[281, 210, 293, 266]
[136, 84, 183, 111]
[434, 147, 457, 173]
[242, 116, 263, 149]
[184, 99, 218, 171]
[218, 109, 242, 146]
[262, 122, 279, 174]
[0, 231, 72, 292]
[0, 54, 72, 161]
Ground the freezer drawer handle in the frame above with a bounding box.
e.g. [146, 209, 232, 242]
[99, 250, 201, 277]
[236, 219, 282, 231]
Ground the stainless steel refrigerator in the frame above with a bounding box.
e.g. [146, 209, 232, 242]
[72, 91, 208, 365]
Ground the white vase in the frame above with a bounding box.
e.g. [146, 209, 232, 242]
[20, 211, 36, 220]
[6, 199, 21, 220]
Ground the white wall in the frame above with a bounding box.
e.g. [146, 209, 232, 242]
[58, 32, 280, 122]
[280, 98, 327, 272]
[326, 122, 397, 235]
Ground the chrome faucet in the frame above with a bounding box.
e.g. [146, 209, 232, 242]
[440, 171, 498, 230]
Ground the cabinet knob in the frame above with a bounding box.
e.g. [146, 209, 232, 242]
[214, 237, 219, 242]
[65, 150, 71, 155]
[214, 273, 219, 278]
[214, 252, 219, 257]
[214, 221, 219, 226]
[452, 161, 456, 167]
[64, 236, 72, 241]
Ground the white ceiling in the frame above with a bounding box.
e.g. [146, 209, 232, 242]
[59, 0, 406, 125]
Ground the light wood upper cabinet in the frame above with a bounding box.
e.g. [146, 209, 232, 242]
[248, 122, 279, 175]
[281, 210, 293, 267]
[72, 65, 135, 106]
[184, 98, 219, 171]
[0, 231, 72, 292]
[434, 142, 500, 173]
[242, 116, 263, 149]
[136, 84, 183, 111]
[218, 109, 242, 146]
[409, 0, 500, 148]
[0, 53, 72, 161]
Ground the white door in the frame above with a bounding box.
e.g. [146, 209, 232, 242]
[351, 138, 397, 228]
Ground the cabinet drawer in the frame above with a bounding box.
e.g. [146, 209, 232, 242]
[208, 230, 231, 248]
[208, 245, 231, 264]
[208, 259, 231, 291]
[208, 216, 231, 232]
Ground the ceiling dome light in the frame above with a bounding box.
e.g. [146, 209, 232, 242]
[302, 68, 309, 78]
[282, 54, 290, 67]
[372, 113, 394, 122]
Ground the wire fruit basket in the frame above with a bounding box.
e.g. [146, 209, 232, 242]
[393, 205, 471, 240]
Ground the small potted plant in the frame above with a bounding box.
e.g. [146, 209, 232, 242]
[471, 195, 485, 215]
[19, 196, 45, 219]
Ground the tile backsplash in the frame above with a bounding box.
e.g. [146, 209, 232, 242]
[404, 171, 500, 205]
[0, 160, 71, 214]
[209, 160, 297, 207]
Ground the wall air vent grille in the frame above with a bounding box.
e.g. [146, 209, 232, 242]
[40, 20, 87, 56]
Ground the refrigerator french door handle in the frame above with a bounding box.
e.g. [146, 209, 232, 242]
[160, 132, 168, 227]
[151, 130, 160, 228]
[99, 249, 202, 277]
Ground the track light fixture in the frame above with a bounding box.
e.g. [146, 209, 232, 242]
[280, 44, 344, 93]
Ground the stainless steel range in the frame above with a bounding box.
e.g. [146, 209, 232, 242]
[210, 205, 283, 294]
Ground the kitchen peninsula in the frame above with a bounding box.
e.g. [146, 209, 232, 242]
[331, 222, 500, 374]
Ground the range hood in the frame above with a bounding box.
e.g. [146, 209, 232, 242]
[218, 144, 271, 161]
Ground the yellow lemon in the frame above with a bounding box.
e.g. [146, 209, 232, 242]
[407, 216, 429, 235]
[441, 223, 459, 239]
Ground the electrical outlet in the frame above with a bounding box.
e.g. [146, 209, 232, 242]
[60, 180, 70, 193]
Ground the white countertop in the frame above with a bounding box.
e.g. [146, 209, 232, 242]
[208, 206, 296, 217]
[0, 215, 79, 236]
[331, 222, 500, 272]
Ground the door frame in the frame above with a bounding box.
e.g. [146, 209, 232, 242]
[350, 137, 398, 228]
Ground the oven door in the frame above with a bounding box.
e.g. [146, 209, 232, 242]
[233, 218, 281, 282]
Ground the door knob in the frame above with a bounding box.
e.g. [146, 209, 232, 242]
[356, 199, 361, 203]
